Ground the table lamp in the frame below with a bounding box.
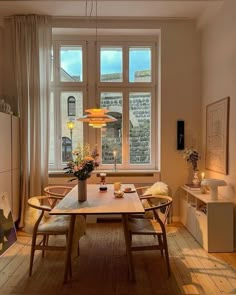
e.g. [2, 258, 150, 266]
[201, 178, 226, 200]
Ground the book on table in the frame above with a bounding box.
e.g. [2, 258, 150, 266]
[184, 183, 201, 191]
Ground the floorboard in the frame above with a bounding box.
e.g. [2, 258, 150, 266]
[0, 223, 236, 295]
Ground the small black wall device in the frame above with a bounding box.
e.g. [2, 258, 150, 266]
[177, 120, 185, 150]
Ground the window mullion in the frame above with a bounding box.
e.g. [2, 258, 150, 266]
[122, 89, 129, 169]
[55, 87, 62, 170]
[122, 45, 129, 169]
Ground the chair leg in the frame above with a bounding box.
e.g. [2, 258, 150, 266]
[29, 232, 37, 276]
[157, 235, 164, 256]
[162, 234, 171, 277]
[68, 255, 72, 278]
[83, 214, 87, 235]
[42, 235, 47, 258]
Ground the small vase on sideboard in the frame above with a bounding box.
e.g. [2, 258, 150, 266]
[192, 170, 200, 185]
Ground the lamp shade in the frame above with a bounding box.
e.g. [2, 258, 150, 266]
[201, 178, 226, 200]
[67, 121, 75, 130]
[77, 108, 117, 128]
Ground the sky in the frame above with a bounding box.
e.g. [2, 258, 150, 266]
[60, 47, 151, 82]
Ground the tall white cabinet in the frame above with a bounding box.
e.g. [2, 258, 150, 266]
[0, 112, 20, 222]
[179, 187, 234, 252]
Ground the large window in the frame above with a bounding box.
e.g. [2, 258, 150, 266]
[50, 38, 157, 170]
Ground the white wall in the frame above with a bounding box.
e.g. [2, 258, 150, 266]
[201, 0, 236, 246]
[201, 0, 236, 192]
[0, 19, 3, 96]
[160, 21, 201, 219]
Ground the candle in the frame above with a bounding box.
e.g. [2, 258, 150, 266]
[113, 150, 117, 159]
[114, 182, 121, 191]
[201, 172, 205, 180]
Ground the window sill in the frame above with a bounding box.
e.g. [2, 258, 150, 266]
[49, 169, 160, 178]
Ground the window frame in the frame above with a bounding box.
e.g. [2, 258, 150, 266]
[97, 41, 157, 170]
[50, 40, 88, 170]
[50, 36, 158, 171]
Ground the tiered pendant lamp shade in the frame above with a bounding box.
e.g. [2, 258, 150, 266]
[77, 108, 117, 128]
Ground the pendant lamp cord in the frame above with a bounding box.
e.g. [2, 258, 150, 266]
[95, 0, 98, 107]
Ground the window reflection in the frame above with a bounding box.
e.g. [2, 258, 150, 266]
[62, 136, 72, 162]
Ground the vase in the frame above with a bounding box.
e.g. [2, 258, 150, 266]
[192, 170, 200, 185]
[78, 179, 87, 202]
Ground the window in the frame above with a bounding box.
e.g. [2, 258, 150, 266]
[67, 96, 76, 117]
[50, 38, 157, 170]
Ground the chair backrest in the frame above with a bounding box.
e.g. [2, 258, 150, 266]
[28, 196, 53, 211]
[141, 195, 173, 226]
[136, 182, 169, 197]
[136, 186, 151, 196]
[44, 185, 72, 198]
[27, 196, 55, 230]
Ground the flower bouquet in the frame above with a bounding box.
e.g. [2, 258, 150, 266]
[64, 143, 99, 181]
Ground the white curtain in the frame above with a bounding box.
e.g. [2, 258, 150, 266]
[11, 15, 51, 227]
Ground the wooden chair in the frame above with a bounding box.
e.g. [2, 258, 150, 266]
[127, 195, 173, 277]
[44, 185, 87, 235]
[27, 195, 71, 276]
[44, 185, 72, 202]
[135, 184, 171, 221]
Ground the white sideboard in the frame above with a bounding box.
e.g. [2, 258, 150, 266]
[0, 112, 20, 222]
[179, 186, 234, 252]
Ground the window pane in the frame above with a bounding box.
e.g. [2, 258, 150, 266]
[60, 92, 84, 164]
[100, 47, 123, 82]
[60, 46, 83, 82]
[129, 92, 151, 164]
[129, 47, 151, 82]
[100, 92, 123, 164]
[49, 92, 55, 165]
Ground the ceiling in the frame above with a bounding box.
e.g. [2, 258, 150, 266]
[0, 0, 223, 21]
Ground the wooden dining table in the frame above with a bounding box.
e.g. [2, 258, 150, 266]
[50, 183, 144, 283]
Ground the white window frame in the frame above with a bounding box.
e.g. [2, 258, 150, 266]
[50, 40, 88, 170]
[97, 41, 157, 170]
[50, 36, 158, 171]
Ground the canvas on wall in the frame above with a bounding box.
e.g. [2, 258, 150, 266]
[205, 97, 229, 174]
[0, 192, 17, 256]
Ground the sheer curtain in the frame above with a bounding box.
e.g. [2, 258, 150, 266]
[11, 15, 51, 227]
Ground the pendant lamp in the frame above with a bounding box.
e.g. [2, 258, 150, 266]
[77, 0, 117, 128]
[78, 108, 117, 128]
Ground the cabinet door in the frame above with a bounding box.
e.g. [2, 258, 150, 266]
[12, 168, 20, 222]
[0, 113, 11, 172]
[12, 116, 20, 170]
[208, 203, 233, 252]
[186, 205, 197, 238]
[180, 192, 188, 226]
[0, 170, 12, 208]
[195, 210, 208, 250]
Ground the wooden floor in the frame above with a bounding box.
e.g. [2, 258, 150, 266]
[1, 223, 236, 295]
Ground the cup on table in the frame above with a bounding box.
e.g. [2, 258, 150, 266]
[114, 182, 121, 191]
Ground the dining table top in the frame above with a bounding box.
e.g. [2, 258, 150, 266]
[50, 183, 145, 216]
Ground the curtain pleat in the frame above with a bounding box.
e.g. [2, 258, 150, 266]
[11, 15, 51, 227]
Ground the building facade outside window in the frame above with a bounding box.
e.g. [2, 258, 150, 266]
[49, 36, 158, 171]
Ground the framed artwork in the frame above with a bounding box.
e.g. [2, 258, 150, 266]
[205, 97, 230, 174]
[0, 192, 17, 256]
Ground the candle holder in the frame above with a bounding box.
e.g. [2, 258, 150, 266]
[99, 173, 107, 191]
[113, 150, 117, 171]
[113, 157, 117, 171]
